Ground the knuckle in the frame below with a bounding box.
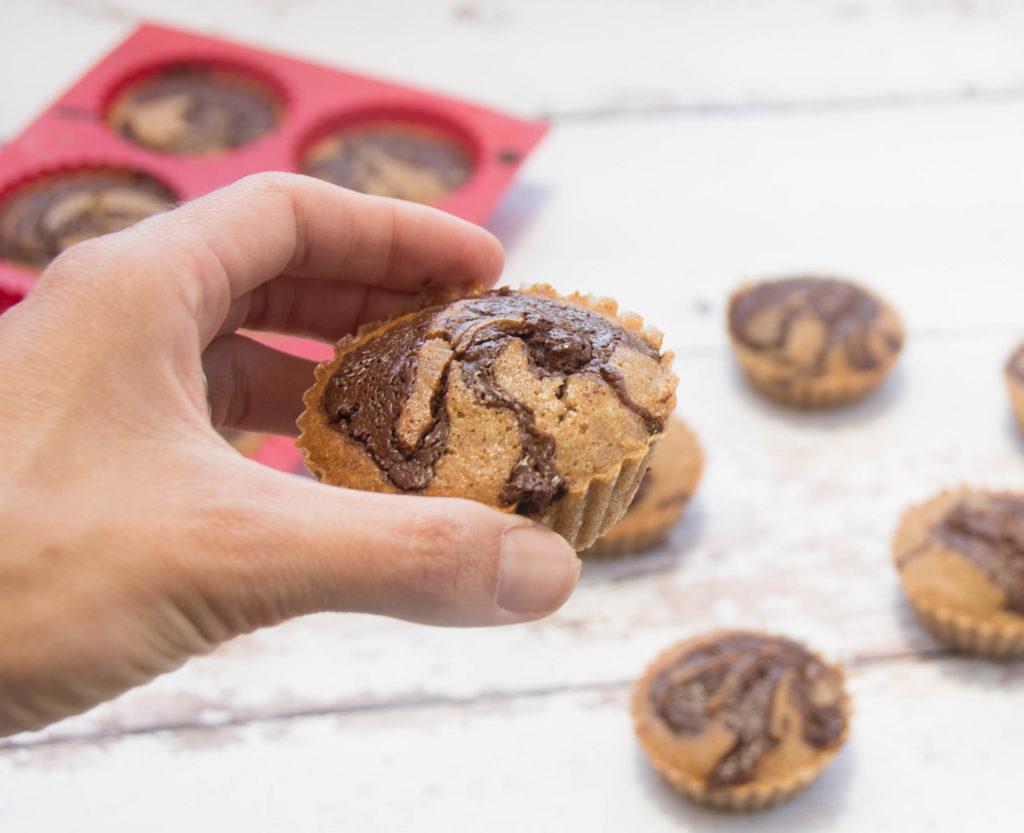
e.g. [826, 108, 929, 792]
[229, 172, 309, 271]
[167, 490, 286, 633]
[236, 170, 301, 197]
[45, 235, 119, 280]
[404, 500, 491, 596]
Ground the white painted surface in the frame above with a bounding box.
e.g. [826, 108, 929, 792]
[4, 332, 1021, 747]
[3, 1, 1024, 830]
[9, 0, 1024, 132]
[2, 659, 1022, 832]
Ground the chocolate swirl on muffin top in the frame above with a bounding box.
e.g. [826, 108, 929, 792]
[0, 171, 174, 269]
[728, 277, 902, 375]
[649, 633, 846, 788]
[321, 288, 665, 515]
[302, 124, 474, 204]
[109, 65, 279, 154]
[900, 493, 1024, 615]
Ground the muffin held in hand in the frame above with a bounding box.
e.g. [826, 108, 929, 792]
[1004, 343, 1024, 434]
[632, 631, 850, 811]
[581, 415, 703, 557]
[727, 276, 904, 407]
[297, 285, 677, 550]
[894, 488, 1024, 656]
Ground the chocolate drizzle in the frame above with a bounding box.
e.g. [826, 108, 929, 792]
[650, 634, 845, 788]
[322, 289, 664, 514]
[934, 494, 1024, 614]
[0, 171, 175, 269]
[322, 306, 445, 492]
[110, 65, 279, 154]
[729, 277, 900, 375]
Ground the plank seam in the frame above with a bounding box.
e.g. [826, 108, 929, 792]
[0, 647, 950, 752]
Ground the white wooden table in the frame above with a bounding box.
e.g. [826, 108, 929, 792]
[3, 2, 1024, 829]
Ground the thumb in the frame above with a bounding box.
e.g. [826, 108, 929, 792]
[175, 462, 582, 633]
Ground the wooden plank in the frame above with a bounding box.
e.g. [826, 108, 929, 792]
[2, 655, 1020, 831]
[6, 95, 1024, 744]
[495, 99, 1024, 349]
[4, 328, 1020, 746]
[9, 0, 1024, 131]
[3, 5, 1022, 830]
[0, 4, 129, 139]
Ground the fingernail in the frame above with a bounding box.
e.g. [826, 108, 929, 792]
[496, 523, 581, 614]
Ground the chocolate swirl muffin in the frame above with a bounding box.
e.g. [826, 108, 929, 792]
[297, 285, 677, 549]
[0, 170, 175, 270]
[1004, 342, 1024, 435]
[301, 122, 474, 204]
[894, 488, 1024, 655]
[582, 415, 703, 557]
[632, 631, 850, 811]
[108, 65, 280, 154]
[727, 276, 904, 407]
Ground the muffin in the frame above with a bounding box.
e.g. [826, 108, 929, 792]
[296, 285, 677, 550]
[727, 276, 904, 407]
[1005, 342, 1024, 434]
[632, 631, 850, 811]
[0, 169, 175, 270]
[108, 64, 280, 154]
[893, 488, 1024, 656]
[301, 121, 474, 204]
[581, 415, 703, 557]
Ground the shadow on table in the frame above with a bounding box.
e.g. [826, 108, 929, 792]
[890, 583, 1024, 686]
[633, 742, 854, 831]
[578, 495, 707, 586]
[727, 361, 907, 431]
[485, 181, 550, 254]
[930, 652, 1024, 689]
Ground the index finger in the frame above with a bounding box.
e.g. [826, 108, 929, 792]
[46, 172, 505, 343]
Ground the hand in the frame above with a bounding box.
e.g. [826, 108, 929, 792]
[0, 173, 580, 738]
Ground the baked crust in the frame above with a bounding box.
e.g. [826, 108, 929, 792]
[581, 415, 703, 557]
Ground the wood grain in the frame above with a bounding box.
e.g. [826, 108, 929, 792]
[2, 657, 1021, 831]
[4, 328, 1021, 747]
[9, 0, 1024, 134]
[2, 2, 1024, 829]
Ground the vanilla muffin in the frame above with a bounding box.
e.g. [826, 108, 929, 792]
[894, 488, 1024, 656]
[582, 415, 702, 557]
[632, 631, 850, 811]
[301, 121, 475, 204]
[0, 169, 175, 270]
[728, 276, 904, 407]
[297, 285, 677, 549]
